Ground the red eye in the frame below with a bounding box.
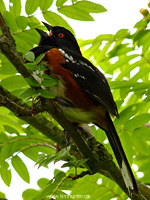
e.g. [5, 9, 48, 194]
[58, 33, 64, 38]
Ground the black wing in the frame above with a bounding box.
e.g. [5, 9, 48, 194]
[29, 46, 118, 117]
[61, 49, 119, 117]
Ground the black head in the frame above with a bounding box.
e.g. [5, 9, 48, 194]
[35, 22, 82, 55]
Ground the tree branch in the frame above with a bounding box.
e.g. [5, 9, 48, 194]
[0, 85, 66, 147]
[0, 13, 31, 79]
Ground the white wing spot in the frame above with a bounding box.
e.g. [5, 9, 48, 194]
[58, 48, 65, 55]
[58, 49, 94, 71]
[74, 73, 86, 79]
[59, 48, 77, 64]
[79, 60, 95, 71]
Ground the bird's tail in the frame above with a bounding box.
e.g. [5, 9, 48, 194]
[97, 112, 138, 197]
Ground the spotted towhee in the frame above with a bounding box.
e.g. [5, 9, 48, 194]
[29, 22, 138, 197]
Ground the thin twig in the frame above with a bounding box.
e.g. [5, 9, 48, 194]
[51, 176, 68, 199]
[16, 143, 56, 156]
[69, 170, 90, 180]
[141, 53, 150, 65]
[0, 137, 56, 148]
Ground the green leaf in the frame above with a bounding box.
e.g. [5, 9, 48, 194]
[25, 51, 35, 62]
[131, 67, 150, 82]
[43, 11, 74, 33]
[54, 168, 63, 176]
[0, 191, 6, 198]
[132, 128, 149, 155]
[39, 0, 53, 11]
[0, 0, 6, 13]
[25, 0, 40, 15]
[59, 177, 75, 190]
[22, 189, 39, 200]
[41, 79, 58, 87]
[58, 5, 94, 21]
[1, 75, 28, 91]
[61, 162, 75, 168]
[37, 178, 49, 189]
[56, 0, 67, 7]
[27, 16, 40, 28]
[106, 54, 138, 74]
[16, 16, 28, 30]
[38, 64, 48, 71]
[52, 171, 66, 185]
[9, 0, 21, 17]
[35, 53, 45, 64]
[0, 55, 17, 75]
[92, 125, 106, 143]
[0, 111, 23, 134]
[3, 11, 18, 32]
[134, 127, 150, 141]
[115, 29, 130, 39]
[36, 154, 47, 167]
[115, 103, 143, 126]
[3, 125, 19, 135]
[124, 113, 150, 131]
[23, 148, 40, 162]
[33, 172, 66, 200]
[0, 144, 11, 163]
[41, 74, 53, 79]
[133, 30, 150, 53]
[76, 158, 89, 167]
[0, 161, 12, 186]
[38, 89, 55, 98]
[19, 88, 36, 99]
[11, 155, 30, 183]
[109, 44, 134, 57]
[74, 1, 107, 13]
[110, 80, 137, 89]
[71, 174, 127, 200]
[15, 29, 37, 47]
[14, 36, 31, 53]
[120, 132, 133, 164]
[25, 76, 40, 87]
[23, 142, 54, 163]
[94, 34, 114, 42]
[25, 63, 38, 70]
[134, 19, 147, 30]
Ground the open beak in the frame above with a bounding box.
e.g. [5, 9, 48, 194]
[35, 28, 48, 39]
[35, 22, 53, 39]
[42, 22, 53, 31]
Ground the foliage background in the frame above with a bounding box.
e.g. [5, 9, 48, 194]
[0, 0, 150, 199]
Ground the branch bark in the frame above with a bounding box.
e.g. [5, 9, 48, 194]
[0, 85, 66, 147]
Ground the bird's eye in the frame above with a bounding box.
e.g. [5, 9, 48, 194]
[58, 33, 64, 38]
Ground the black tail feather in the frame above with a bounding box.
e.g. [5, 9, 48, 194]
[98, 112, 138, 197]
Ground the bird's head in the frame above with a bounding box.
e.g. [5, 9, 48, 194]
[35, 22, 82, 55]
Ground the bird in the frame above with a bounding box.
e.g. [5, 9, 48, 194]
[28, 22, 138, 197]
